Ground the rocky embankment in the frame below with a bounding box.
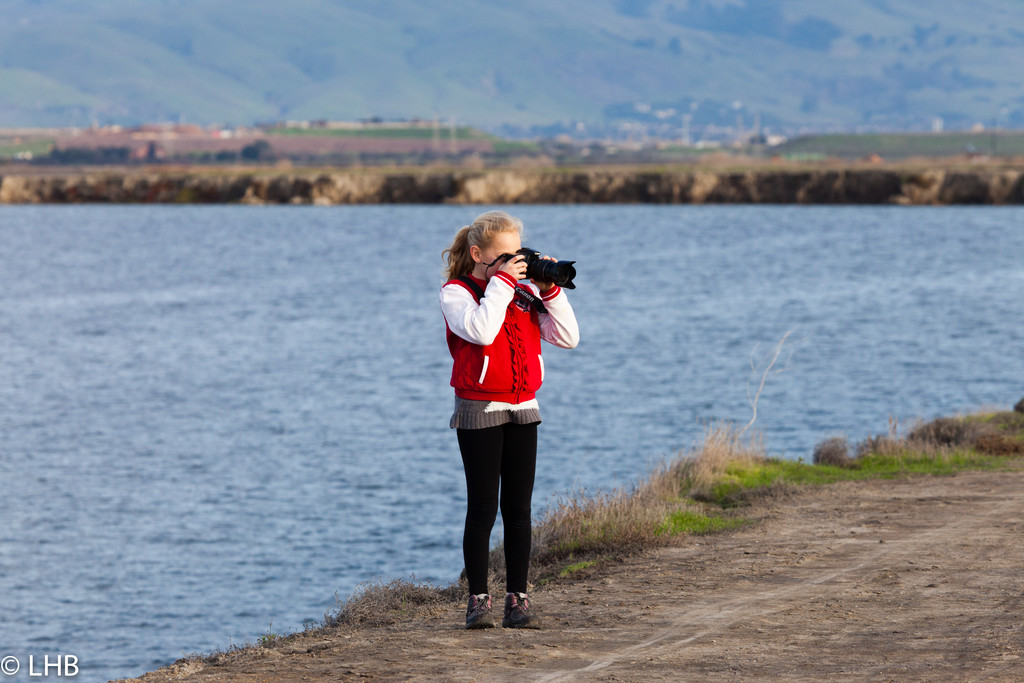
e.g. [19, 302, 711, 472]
[2, 167, 1024, 204]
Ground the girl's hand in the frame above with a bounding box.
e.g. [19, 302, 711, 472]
[531, 255, 556, 292]
[498, 254, 528, 281]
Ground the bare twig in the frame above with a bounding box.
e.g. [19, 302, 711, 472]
[740, 330, 795, 436]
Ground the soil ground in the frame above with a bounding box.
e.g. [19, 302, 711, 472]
[127, 467, 1024, 682]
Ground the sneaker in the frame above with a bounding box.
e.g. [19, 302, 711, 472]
[465, 593, 496, 629]
[502, 592, 540, 629]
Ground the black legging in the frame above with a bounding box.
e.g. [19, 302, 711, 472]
[457, 422, 537, 596]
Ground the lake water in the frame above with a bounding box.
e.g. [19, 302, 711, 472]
[1, 205, 1021, 681]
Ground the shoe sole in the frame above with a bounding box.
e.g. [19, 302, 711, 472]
[466, 617, 497, 629]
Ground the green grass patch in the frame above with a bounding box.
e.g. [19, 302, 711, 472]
[696, 448, 1015, 508]
[657, 510, 748, 536]
[559, 560, 597, 577]
[492, 140, 541, 153]
[0, 138, 53, 160]
[773, 132, 1024, 159]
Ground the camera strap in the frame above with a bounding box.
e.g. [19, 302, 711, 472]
[457, 276, 547, 315]
[512, 285, 548, 315]
[456, 276, 486, 300]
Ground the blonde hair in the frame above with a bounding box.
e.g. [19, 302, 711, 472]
[442, 210, 524, 280]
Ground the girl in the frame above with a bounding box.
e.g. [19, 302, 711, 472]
[440, 210, 579, 629]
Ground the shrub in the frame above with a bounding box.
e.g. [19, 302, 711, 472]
[975, 433, 1024, 456]
[906, 417, 990, 449]
[813, 436, 851, 467]
[328, 577, 461, 627]
[1015, 397, 1024, 414]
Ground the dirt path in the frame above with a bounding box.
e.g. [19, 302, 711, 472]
[130, 468, 1024, 682]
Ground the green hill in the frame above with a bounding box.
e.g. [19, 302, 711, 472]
[0, 0, 1021, 133]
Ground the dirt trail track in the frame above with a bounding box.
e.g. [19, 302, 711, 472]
[132, 469, 1024, 682]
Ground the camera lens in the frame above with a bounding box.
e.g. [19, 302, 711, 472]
[525, 259, 577, 289]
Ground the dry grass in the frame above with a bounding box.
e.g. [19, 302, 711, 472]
[531, 423, 764, 575]
[531, 487, 670, 566]
[674, 423, 768, 492]
[328, 577, 463, 627]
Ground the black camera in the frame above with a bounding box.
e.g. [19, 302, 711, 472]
[502, 247, 577, 289]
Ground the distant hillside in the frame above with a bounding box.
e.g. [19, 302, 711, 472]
[1, 0, 1022, 134]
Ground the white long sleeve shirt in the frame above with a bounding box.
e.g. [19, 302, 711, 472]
[440, 271, 580, 350]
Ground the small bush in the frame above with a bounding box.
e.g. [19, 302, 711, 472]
[975, 433, 1024, 456]
[906, 417, 991, 449]
[1015, 397, 1024, 414]
[328, 577, 461, 627]
[813, 436, 851, 467]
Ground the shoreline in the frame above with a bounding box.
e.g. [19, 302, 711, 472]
[2, 165, 1024, 205]
[122, 465, 1024, 682]
[118, 411, 1024, 681]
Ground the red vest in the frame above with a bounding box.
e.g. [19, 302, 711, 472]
[445, 275, 544, 404]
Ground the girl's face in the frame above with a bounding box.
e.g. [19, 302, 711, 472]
[472, 231, 522, 268]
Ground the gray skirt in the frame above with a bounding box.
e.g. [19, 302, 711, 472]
[449, 396, 542, 430]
